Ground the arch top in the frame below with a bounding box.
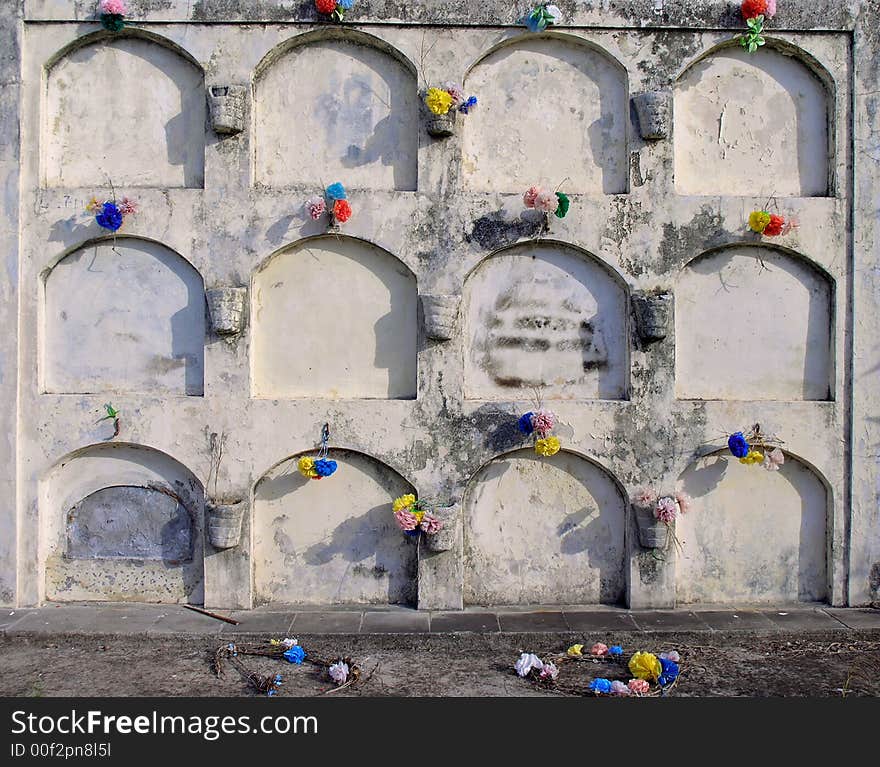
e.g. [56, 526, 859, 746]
[679, 241, 836, 286]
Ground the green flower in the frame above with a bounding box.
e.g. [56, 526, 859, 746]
[554, 192, 570, 219]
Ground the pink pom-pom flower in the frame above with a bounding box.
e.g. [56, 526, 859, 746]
[419, 512, 442, 535]
[590, 642, 609, 657]
[100, 0, 127, 14]
[628, 678, 650, 695]
[305, 195, 326, 221]
[523, 186, 541, 208]
[530, 409, 556, 437]
[654, 496, 678, 524]
[393, 509, 419, 532]
[444, 82, 465, 108]
[534, 190, 559, 214]
[118, 197, 138, 217]
[539, 661, 559, 680]
[634, 487, 657, 506]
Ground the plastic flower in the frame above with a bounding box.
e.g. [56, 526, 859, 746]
[658, 657, 680, 686]
[515, 653, 543, 677]
[298, 456, 319, 479]
[523, 187, 541, 208]
[394, 509, 419, 532]
[444, 83, 465, 107]
[554, 192, 570, 219]
[591, 643, 609, 657]
[566, 644, 584, 658]
[393, 494, 416, 513]
[530, 409, 556, 437]
[96, 201, 124, 231]
[609, 645, 623, 657]
[610, 680, 631, 696]
[627, 678, 650, 695]
[118, 197, 137, 217]
[659, 650, 680, 663]
[539, 661, 559, 681]
[763, 214, 785, 236]
[728, 432, 750, 458]
[458, 96, 478, 114]
[100, 0, 126, 14]
[589, 678, 613, 694]
[524, 3, 562, 32]
[740, 449, 765, 465]
[675, 491, 692, 515]
[305, 195, 326, 220]
[534, 436, 561, 457]
[280, 638, 298, 649]
[425, 87, 454, 116]
[419, 512, 442, 535]
[655, 496, 678, 524]
[741, 0, 769, 20]
[634, 487, 657, 506]
[763, 447, 785, 471]
[517, 412, 535, 435]
[534, 190, 559, 214]
[748, 210, 771, 233]
[338, 0, 354, 8]
[283, 646, 307, 664]
[316, 0, 337, 13]
[328, 661, 349, 684]
[325, 182, 347, 200]
[86, 196, 104, 213]
[332, 199, 352, 223]
[628, 651, 661, 682]
[314, 458, 338, 477]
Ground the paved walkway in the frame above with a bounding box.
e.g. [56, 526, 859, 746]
[2, 603, 879, 636]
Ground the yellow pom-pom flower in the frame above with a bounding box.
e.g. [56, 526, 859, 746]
[628, 651, 661, 682]
[748, 210, 771, 233]
[566, 644, 584, 658]
[534, 436, 561, 457]
[298, 456, 318, 478]
[425, 87, 453, 115]
[739, 449, 765, 465]
[392, 494, 417, 513]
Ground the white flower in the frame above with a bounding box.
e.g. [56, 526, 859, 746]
[660, 650, 680, 663]
[328, 661, 349, 685]
[515, 652, 544, 677]
[546, 4, 562, 23]
[281, 638, 298, 649]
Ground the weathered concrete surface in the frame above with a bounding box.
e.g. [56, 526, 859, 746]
[2, 1, 878, 612]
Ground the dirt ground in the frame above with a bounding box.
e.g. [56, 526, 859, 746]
[1, 630, 879, 697]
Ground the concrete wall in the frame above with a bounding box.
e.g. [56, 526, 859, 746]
[2, 1, 879, 609]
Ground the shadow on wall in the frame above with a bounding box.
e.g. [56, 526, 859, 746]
[253, 450, 417, 605]
[463, 449, 627, 605]
[676, 451, 828, 604]
[462, 36, 628, 193]
[45, 35, 205, 187]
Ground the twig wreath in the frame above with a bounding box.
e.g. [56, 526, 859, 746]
[515, 644, 681, 697]
[297, 423, 339, 480]
[727, 423, 785, 470]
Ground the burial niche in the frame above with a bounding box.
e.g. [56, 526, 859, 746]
[463, 241, 628, 400]
[462, 37, 628, 194]
[252, 237, 417, 399]
[45, 35, 205, 187]
[253, 450, 417, 605]
[254, 34, 418, 191]
[676, 450, 828, 604]
[675, 245, 832, 401]
[43, 238, 205, 395]
[463, 449, 627, 605]
[674, 45, 831, 196]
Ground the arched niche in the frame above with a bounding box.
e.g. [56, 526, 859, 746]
[43, 237, 205, 395]
[675, 450, 828, 604]
[675, 245, 833, 400]
[463, 241, 628, 400]
[463, 448, 627, 605]
[42, 443, 204, 603]
[252, 236, 417, 399]
[674, 44, 832, 196]
[253, 450, 417, 605]
[253, 32, 418, 190]
[45, 33, 205, 188]
[462, 36, 628, 194]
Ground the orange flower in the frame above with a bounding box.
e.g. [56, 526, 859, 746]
[316, 0, 336, 13]
[740, 0, 768, 20]
[762, 214, 785, 236]
[333, 199, 352, 223]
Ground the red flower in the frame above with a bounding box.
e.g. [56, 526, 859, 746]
[333, 199, 352, 223]
[316, 0, 337, 14]
[741, 0, 768, 20]
[763, 214, 785, 236]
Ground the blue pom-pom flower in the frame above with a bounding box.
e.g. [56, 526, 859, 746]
[517, 412, 535, 435]
[325, 182, 347, 200]
[314, 458, 338, 477]
[589, 678, 613, 694]
[658, 657, 679, 686]
[283, 646, 307, 664]
[96, 201, 124, 231]
[609, 645, 623, 657]
[338, 0, 354, 8]
[458, 96, 478, 114]
[727, 431, 749, 458]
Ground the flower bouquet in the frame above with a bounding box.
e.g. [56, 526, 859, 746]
[748, 209, 797, 237]
[736, 0, 776, 54]
[97, 0, 127, 31]
[517, 406, 561, 458]
[392, 493, 443, 539]
[305, 182, 352, 230]
[727, 424, 785, 470]
[424, 83, 478, 137]
[297, 423, 338, 480]
[87, 195, 137, 232]
[316, 0, 354, 22]
[523, 183, 570, 233]
[630, 487, 693, 552]
[521, 3, 562, 32]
